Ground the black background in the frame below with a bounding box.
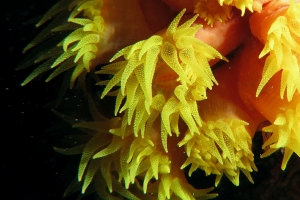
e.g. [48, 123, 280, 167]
[2, 0, 76, 199]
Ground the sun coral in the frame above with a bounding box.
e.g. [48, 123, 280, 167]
[194, 0, 232, 26]
[17, 0, 174, 90]
[163, 0, 257, 17]
[179, 56, 263, 187]
[18, 0, 105, 88]
[20, 0, 300, 199]
[97, 10, 226, 152]
[238, 36, 300, 170]
[54, 97, 218, 199]
[250, 0, 300, 101]
[179, 111, 257, 186]
[261, 104, 300, 169]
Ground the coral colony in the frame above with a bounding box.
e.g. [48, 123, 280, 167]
[18, 0, 300, 199]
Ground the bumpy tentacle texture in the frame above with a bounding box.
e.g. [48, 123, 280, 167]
[237, 36, 300, 171]
[53, 111, 141, 199]
[18, 0, 105, 88]
[194, 0, 232, 26]
[194, 0, 258, 26]
[261, 103, 300, 170]
[97, 10, 226, 152]
[93, 127, 217, 199]
[257, 0, 300, 101]
[214, 0, 253, 14]
[56, 110, 218, 199]
[230, 0, 255, 14]
[178, 98, 257, 187]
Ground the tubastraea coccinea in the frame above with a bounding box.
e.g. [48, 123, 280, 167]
[97, 9, 250, 153]
[55, 97, 218, 200]
[249, 0, 300, 101]
[162, 0, 267, 26]
[238, 36, 300, 170]
[17, 0, 175, 88]
[179, 52, 265, 187]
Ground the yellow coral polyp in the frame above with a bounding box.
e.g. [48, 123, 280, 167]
[110, 130, 217, 200]
[194, 0, 232, 26]
[58, 112, 217, 200]
[261, 103, 300, 170]
[179, 118, 257, 186]
[217, 0, 254, 15]
[154, 174, 217, 200]
[232, 0, 254, 15]
[55, 119, 141, 199]
[18, 0, 105, 88]
[257, 0, 300, 101]
[98, 9, 226, 152]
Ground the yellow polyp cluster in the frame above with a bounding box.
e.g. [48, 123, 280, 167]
[18, 0, 105, 88]
[104, 131, 217, 200]
[52, 92, 219, 199]
[178, 118, 257, 186]
[54, 118, 140, 199]
[194, 0, 232, 26]
[218, 0, 254, 15]
[55, 117, 141, 198]
[257, 0, 300, 101]
[231, 0, 254, 15]
[97, 10, 226, 152]
[19, 0, 300, 199]
[261, 103, 300, 170]
[153, 175, 217, 200]
[193, 0, 256, 26]
[54, 107, 218, 200]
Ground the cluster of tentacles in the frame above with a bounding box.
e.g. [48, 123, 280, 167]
[19, 0, 300, 199]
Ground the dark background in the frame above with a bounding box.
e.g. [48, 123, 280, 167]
[2, 0, 77, 199]
[2, 0, 300, 199]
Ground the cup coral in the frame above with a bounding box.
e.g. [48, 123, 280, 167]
[17, 0, 174, 88]
[97, 9, 226, 152]
[18, 0, 106, 88]
[250, 0, 300, 101]
[54, 97, 218, 199]
[238, 36, 300, 170]
[19, 0, 300, 199]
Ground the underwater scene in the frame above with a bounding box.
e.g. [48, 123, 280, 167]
[3, 0, 300, 199]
